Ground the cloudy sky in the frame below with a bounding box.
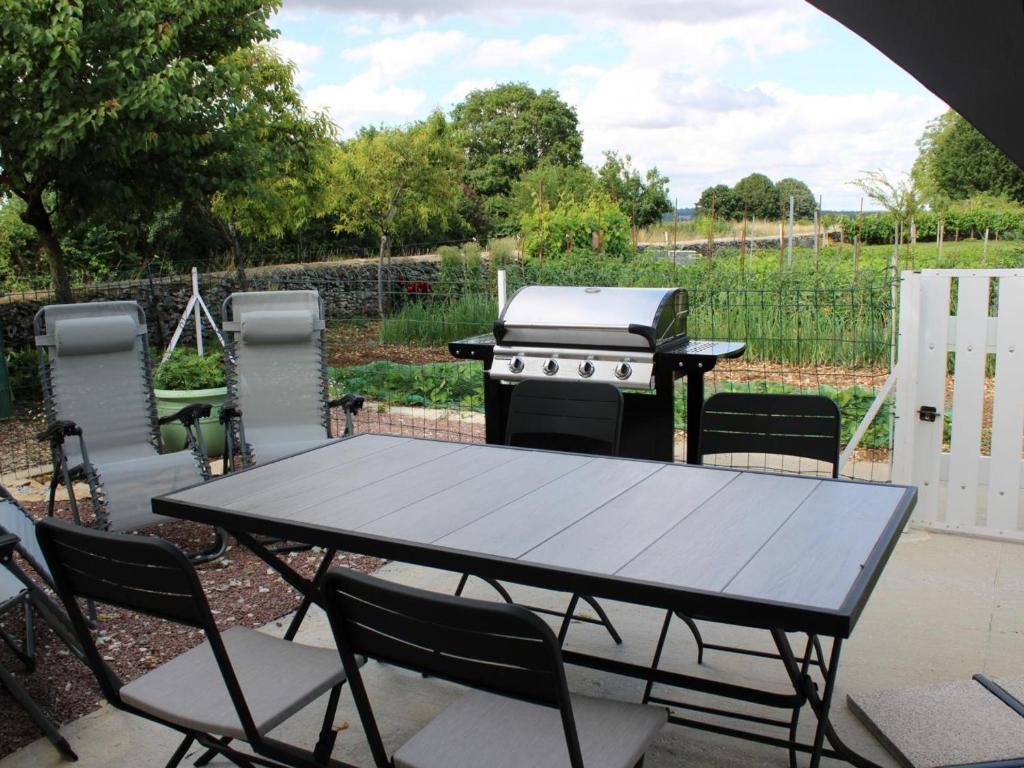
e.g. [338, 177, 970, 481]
[272, 0, 946, 211]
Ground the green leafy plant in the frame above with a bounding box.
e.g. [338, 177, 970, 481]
[153, 349, 225, 390]
[329, 361, 484, 410]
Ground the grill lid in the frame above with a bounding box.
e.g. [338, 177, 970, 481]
[494, 286, 687, 350]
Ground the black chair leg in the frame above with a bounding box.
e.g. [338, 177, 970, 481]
[162, 734, 194, 768]
[557, 594, 581, 645]
[579, 594, 622, 645]
[313, 684, 344, 763]
[188, 527, 229, 566]
[0, 663, 77, 761]
[193, 736, 230, 767]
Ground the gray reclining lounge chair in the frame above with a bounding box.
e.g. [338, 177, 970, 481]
[1, 486, 83, 760]
[220, 290, 363, 468]
[34, 301, 225, 562]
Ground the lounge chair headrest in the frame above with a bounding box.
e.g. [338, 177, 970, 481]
[240, 310, 317, 345]
[55, 315, 140, 357]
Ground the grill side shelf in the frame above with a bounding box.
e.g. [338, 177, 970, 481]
[655, 339, 747, 368]
[449, 334, 496, 366]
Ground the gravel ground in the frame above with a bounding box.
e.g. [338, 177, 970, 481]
[0, 498, 383, 759]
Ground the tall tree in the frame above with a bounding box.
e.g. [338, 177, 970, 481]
[327, 112, 463, 315]
[695, 184, 739, 220]
[733, 173, 779, 219]
[207, 46, 335, 287]
[502, 162, 597, 236]
[774, 178, 816, 220]
[0, 0, 278, 301]
[913, 110, 1024, 204]
[595, 152, 673, 229]
[451, 82, 583, 216]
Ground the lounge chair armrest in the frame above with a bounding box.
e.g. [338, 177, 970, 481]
[158, 403, 212, 428]
[219, 404, 242, 425]
[329, 393, 365, 415]
[0, 533, 18, 563]
[37, 420, 82, 445]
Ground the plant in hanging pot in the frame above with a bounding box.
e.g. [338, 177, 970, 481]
[153, 349, 227, 457]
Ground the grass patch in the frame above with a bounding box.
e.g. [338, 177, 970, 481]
[379, 294, 497, 346]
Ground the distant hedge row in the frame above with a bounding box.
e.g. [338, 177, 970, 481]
[836, 210, 1024, 244]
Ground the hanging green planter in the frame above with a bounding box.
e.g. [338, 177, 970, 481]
[154, 350, 227, 457]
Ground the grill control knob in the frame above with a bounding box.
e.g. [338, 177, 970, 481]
[614, 361, 633, 380]
[542, 358, 559, 376]
[578, 360, 595, 378]
[508, 356, 525, 374]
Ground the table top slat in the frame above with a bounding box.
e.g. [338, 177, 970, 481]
[170, 434, 408, 508]
[291, 444, 520, 530]
[725, 481, 908, 610]
[359, 449, 593, 543]
[434, 457, 662, 558]
[522, 465, 737, 574]
[238, 439, 466, 517]
[617, 472, 819, 592]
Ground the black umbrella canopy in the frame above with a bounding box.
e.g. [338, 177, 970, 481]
[806, 0, 1024, 170]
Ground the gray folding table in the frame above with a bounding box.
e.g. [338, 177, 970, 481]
[154, 433, 917, 768]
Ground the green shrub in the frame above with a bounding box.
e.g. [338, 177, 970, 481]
[435, 243, 485, 299]
[487, 237, 517, 265]
[329, 361, 485, 410]
[153, 349, 225, 390]
[520, 192, 632, 261]
[5, 347, 41, 401]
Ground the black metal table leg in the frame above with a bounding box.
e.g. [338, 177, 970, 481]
[685, 365, 707, 464]
[772, 629, 883, 768]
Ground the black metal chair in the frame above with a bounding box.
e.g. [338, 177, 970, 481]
[456, 379, 625, 645]
[645, 392, 841, 693]
[322, 567, 666, 768]
[35, 518, 357, 768]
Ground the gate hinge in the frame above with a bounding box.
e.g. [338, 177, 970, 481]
[917, 405, 938, 422]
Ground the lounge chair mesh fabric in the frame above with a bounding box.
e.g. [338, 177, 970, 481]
[36, 302, 207, 531]
[0, 492, 46, 580]
[223, 291, 334, 464]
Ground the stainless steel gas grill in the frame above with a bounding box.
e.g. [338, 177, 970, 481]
[449, 285, 745, 463]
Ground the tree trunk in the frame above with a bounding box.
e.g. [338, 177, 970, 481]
[228, 219, 248, 290]
[377, 232, 389, 318]
[21, 193, 73, 302]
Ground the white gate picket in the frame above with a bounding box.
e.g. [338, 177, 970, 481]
[896, 269, 1024, 540]
[945, 276, 990, 527]
[986, 276, 1024, 532]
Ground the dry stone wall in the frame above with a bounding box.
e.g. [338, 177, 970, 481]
[1, 258, 440, 350]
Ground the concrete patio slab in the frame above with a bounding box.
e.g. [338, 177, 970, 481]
[849, 678, 1024, 768]
[4, 527, 1024, 768]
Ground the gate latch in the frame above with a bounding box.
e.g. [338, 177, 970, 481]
[917, 405, 938, 422]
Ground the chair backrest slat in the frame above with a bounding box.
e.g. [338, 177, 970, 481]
[506, 380, 623, 456]
[324, 569, 564, 705]
[699, 392, 841, 476]
[38, 521, 205, 627]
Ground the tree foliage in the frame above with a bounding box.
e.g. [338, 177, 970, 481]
[774, 178, 816, 220]
[0, 0, 279, 300]
[595, 152, 673, 229]
[520, 192, 632, 261]
[695, 184, 739, 220]
[326, 112, 463, 314]
[913, 110, 1024, 205]
[451, 82, 583, 201]
[733, 173, 780, 219]
[498, 162, 597, 237]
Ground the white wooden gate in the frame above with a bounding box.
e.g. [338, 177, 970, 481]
[893, 270, 1024, 540]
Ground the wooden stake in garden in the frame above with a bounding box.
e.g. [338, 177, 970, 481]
[787, 195, 794, 266]
[937, 216, 944, 258]
[983, 227, 990, 264]
[778, 204, 785, 269]
[672, 198, 678, 264]
[740, 200, 748, 260]
[854, 197, 863, 274]
[707, 190, 715, 265]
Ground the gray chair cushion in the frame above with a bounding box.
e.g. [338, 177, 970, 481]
[0, 566, 26, 605]
[240, 310, 316, 345]
[120, 626, 345, 740]
[55, 315, 138, 356]
[394, 689, 667, 768]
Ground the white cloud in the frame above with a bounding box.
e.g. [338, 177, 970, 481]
[305, 72, 426, 135]
[473, 34, 572, 68]
[271, 39, 324, 83]
[343, 29, 467, 81]
[443, 78, 498, 105]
